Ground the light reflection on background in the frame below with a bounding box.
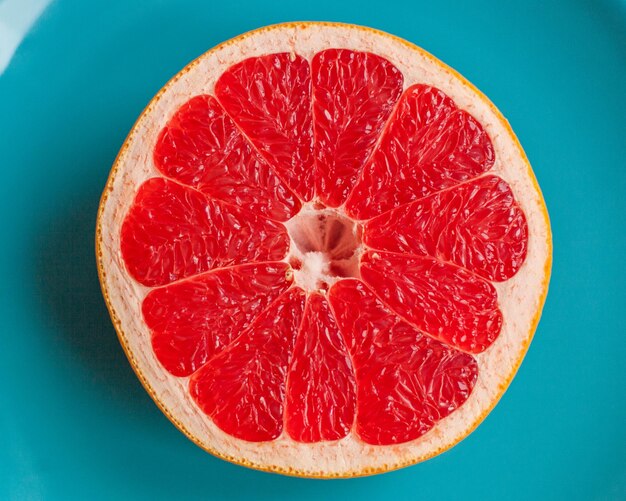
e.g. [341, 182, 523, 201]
[0, 0, 53, 75]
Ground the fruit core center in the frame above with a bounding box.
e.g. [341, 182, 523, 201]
[285, 205, 363, 292]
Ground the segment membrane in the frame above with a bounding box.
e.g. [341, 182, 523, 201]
[364, 176, 528, 281]
[312, 49, 403, 207]
[215, 53, 315, 201]
[142, 262, 293, 377]
[153, 95, 300, 221]
[346, 84, 495, 220]
[189, 288, 306, 441]
[360, 251, 502, 353]
[285, 293, 357, 442]
[330, 280, 478, 445]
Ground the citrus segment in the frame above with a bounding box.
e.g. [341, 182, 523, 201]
[329, 280, 478, 445]
[189, 288, 306, 442]
[142, 262, 293, 377]
[153, 95, 301, 221]
[215, 53, 315, 201]
[363, 175, 529, 281]
[285, 293, 356, 442]
[345, 84, 495, 220]
[360, 251, 502, 353]
[120, 178, 289, 287]
[311, 49, 404, 207]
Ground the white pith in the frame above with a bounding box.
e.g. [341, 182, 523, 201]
[284, 203, 363, 292]
[97, 23, 551, 476]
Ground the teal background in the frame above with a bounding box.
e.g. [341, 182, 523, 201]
[1, 0, 625, 499]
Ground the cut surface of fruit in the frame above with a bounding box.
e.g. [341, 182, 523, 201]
[285, 293, 357, 443]
[143, 262, 293, 377]
[215, 53, 315, 201]
[329, 280, 478, 446]
[153, 94, 301, 221]
[363, 175, 528, 282]
[97, 22, 551, 478]
[120, 178, 290, 287]
[190, 287, 307, 441]
[345, 83, 495, 220]
[312, 49, 404, 207]
[359, 251, 502, 353]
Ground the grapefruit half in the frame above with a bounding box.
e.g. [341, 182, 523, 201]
[96, 22, 552, 477]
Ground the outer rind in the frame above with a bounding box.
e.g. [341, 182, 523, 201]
[95, 22, 552, 478]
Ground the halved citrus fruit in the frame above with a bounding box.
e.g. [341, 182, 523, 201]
[96, 22, 551, 477]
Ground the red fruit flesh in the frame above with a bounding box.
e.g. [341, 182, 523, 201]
[345, 84, 495, 220]
[329, 280, 478, 445]
[142, 262, 293, 377]
[154, 95, 301, 221]
[360, 252, 502, 353]
[364, 176, 529, 282]
[312, 49, 403, 207]
[215, 53, 315, 201]
[285, 293, 356, 442]
[119, 49, 530, 446]
[120, 178, 289, 287]
[190, 288, 306, 441]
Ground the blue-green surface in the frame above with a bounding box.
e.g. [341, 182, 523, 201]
[1, 0, 625, 499]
